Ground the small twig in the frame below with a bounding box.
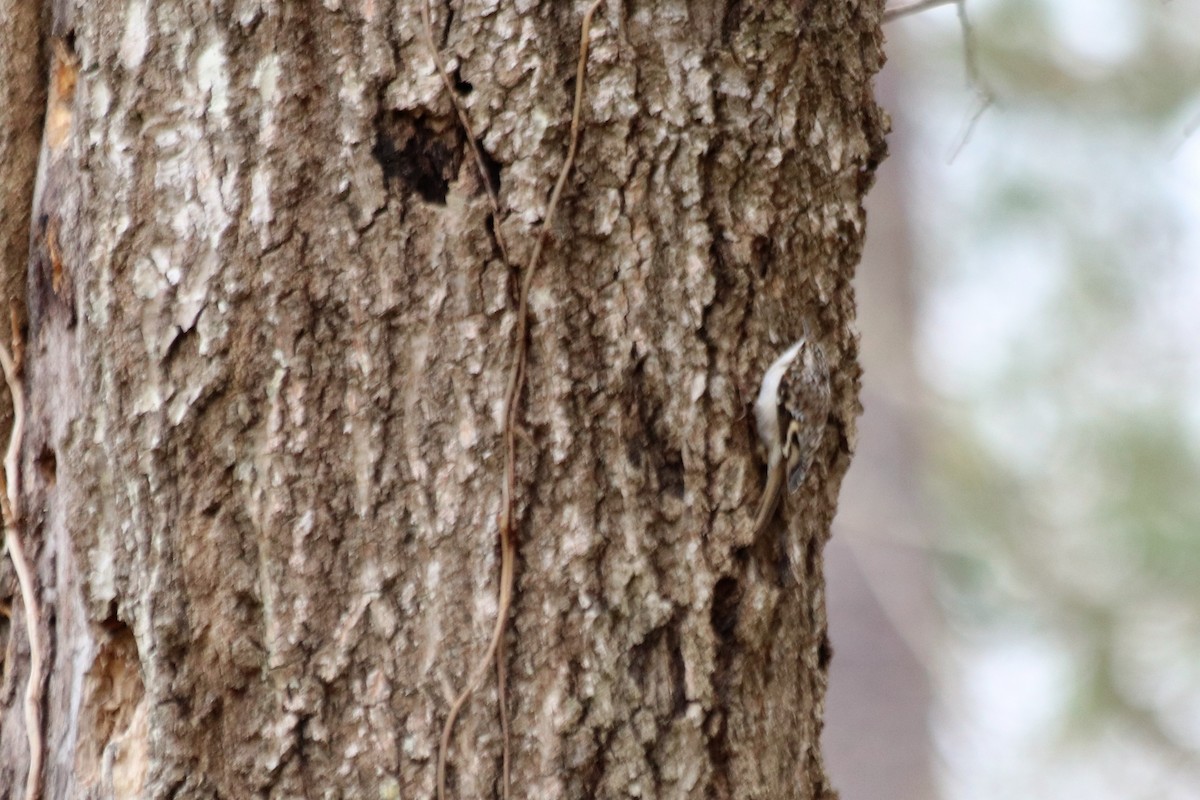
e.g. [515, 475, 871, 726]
[883, 0, 958, 22]
[947, 90, 991, 162]
[0, 337, 43, 800]
[433, 2, 606, 799]
[879, 0, 994, 158]
[947, 0, 994, 161]
[421, 0, 511, 264]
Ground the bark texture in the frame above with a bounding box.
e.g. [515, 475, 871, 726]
[0, 1, 887, 798]
[0, 4, 47, 438]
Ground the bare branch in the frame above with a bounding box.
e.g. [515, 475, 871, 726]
[884, 0, 995, 157]
[947, 0, 995, 160]
[884, 0, 958, 22]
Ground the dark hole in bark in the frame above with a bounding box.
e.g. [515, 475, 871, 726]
[372, 110, 463, 205]
[817, 631, 833, 670]
[484, 212, 500, 256]
[659, 449, 684, 498]
[35, 445, 56, 486]
[804, 533, 820, 579]
[668, 625, 688, 714]
[710, 577, 740, 639]
[451, 66, 473, 95]
[475, 138, 502, 194]
[752, 234, 773, 279]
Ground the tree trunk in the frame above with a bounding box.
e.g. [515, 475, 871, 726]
[0, 2, 887, 798]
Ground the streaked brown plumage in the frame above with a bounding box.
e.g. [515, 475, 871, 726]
[752, 338, 831, 536]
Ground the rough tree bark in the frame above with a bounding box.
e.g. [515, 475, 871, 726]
[0, 1, 887, 798]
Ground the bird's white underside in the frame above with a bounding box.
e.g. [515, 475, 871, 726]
[754, 339, 805, 462]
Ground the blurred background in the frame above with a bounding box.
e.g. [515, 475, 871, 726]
[823, 1, 1200, 798]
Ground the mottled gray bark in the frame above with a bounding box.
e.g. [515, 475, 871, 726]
[0, 1, 887, 798]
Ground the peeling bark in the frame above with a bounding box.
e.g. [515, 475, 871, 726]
[0, 1, 887, 798]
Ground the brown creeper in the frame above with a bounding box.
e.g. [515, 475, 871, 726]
[752, 335, 832, 535]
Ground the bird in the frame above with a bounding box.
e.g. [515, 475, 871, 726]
[751, 335, 831, 536]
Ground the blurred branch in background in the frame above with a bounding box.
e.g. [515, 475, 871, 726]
[885, 0, 961, 23]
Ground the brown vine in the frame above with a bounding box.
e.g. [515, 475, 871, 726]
[423, 2, 607, 800]
[0, 318, 43, 800]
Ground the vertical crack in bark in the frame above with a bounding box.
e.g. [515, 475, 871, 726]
[706, 575, 741, 799]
